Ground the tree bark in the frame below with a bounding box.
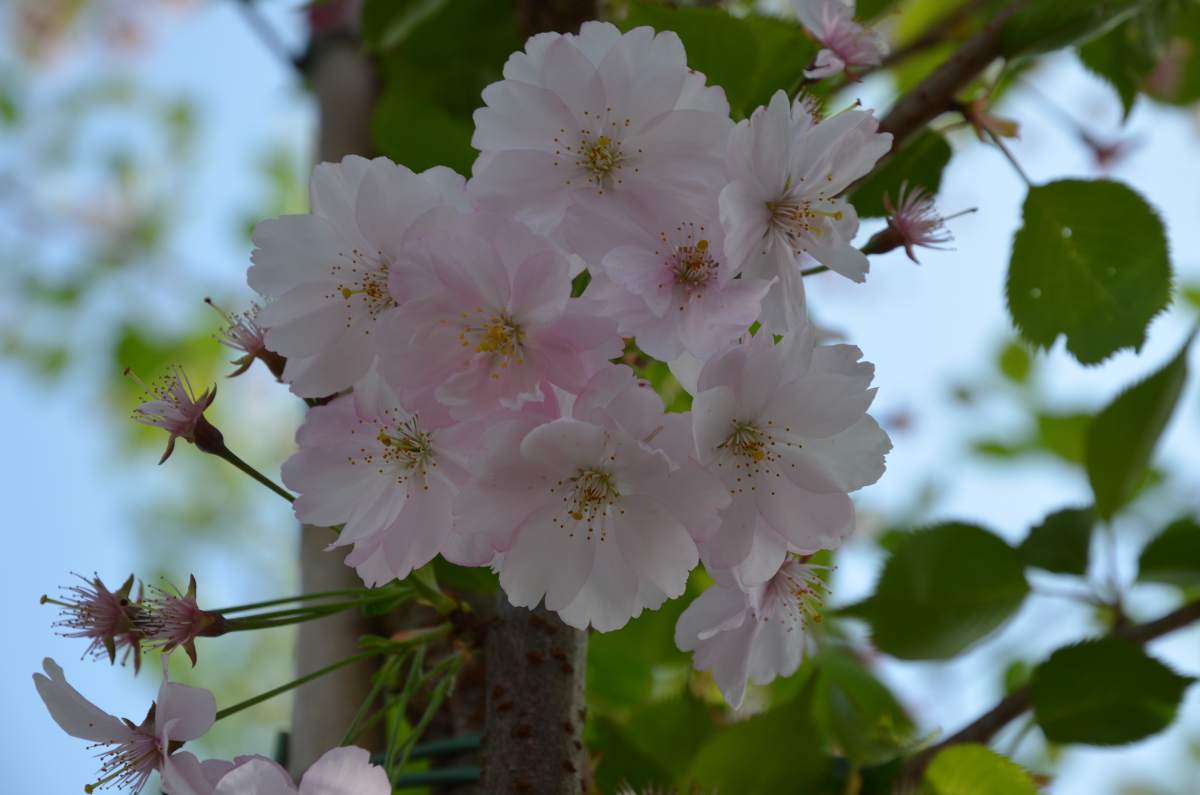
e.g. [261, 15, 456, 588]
[482, 599, 589, 795]
[288, 3, 379, 776]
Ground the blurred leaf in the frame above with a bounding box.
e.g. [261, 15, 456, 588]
[997, 339, 1033, 384]
[587, 577, 696, 708]
[923, 744, 1038, 794]
[1085, 333, 1193, 519]
[1077, 19, 1152, 116]
[1182, 284, 1200, 311]
[1002, 0, 1148, 57]
[1035, 411, 1091, 464]
[1031, 637, 1194, 745]
[850, 131, 952, 219]
[840, 523, 1029, 659]
[1019, 506, 1095, 575]
[367, 0, 520, 173]
[686, 681, 836, 794]
[813, 651, 917, 765]
[591, 695, 716, 792]
[1138, 517, 1200, 587]
[623, 4, 815, 118]
[1006, 179, 1172, 365]
[431, 558, 499, 594]
[1003, 659, 1032, 695]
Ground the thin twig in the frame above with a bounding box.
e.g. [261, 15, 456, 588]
[897, 600, 1200, 786]
[232, 0, 302, 73]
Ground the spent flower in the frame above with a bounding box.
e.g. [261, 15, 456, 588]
[794, 0, 887, 80]
[45, 573, 145, 672]
[138, 575, 226, 667]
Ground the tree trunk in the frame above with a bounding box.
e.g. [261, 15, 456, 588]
[288, 2, 379, 776]
[482, 599, 588, 795]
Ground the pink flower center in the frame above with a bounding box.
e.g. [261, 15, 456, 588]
[759, 560, 828, 631]
[767, 194, 845, 251]
[668, 237, 718, 296]
[332, 251, 393, 321]
[459, 311, 525, 375]
[550, 467, 621, 541]
[376, 419, 436, 474]
[554, 110, 642, 192]
[87, 728, 159, 793]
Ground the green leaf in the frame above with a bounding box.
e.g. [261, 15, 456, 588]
[849, 131, 953, 219]
[923, 744, 1038, 795]
[1031, 637, 1194, 745]
[622, 4, 815, 118]
[840, 523, 1029, 660]
[1006, 179, 1172, 365]
[812, 651, 917, 765]
[1138, 517, 1200, 587]
[1002, 0, 1148, 57]
[1019, 507, 1095, 575]
[686, 682, 836, 794]
[1077, 21, 1149, 117]
[998, 340, 1033, 384]
[366, 0, 520, 174]
[1085, 333, 1193, 519]
[590, 695, 715, 792]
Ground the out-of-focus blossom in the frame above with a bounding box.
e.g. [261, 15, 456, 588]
[720, 91, 891, 329]
[127, 366, 221, 464]
[45, 573, 145, 672]
[470, 21, 731, 235]
[691, 326, 890, 585]
[794, 0, 887, 79]
[676, 557, 828, 708]
[33, 657, 215, 793]
[249, 155, 470, 398]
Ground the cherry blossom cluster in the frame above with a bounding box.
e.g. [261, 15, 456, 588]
[252, 17, 903, 709]
[35, 9, 956, 789]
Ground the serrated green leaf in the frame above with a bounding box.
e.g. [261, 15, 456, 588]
[1085, 333, 1193, 519]
[1019, 506, 1095, 575]
[840, 523, 1029, 659]
[1032, 637, 1194, 745]
[1138, 517, 1200, 587]
[923, 744, 1038, 795]
[1006, 179, 1172, 365]
[593, 696, 716, 790]
[850, 131, 952, 219]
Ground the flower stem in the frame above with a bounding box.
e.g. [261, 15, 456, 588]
[214, 625, 450, 722]
[213, 445, 295, 503]
[215, 587, 393, 614]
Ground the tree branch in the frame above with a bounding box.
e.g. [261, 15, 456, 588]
[898, 600, 1200, 786]
[879, 0, 1028, 149]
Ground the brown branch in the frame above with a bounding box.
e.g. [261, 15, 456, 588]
[879, 0, 1029, 149]
[897, 600, 1200, 788]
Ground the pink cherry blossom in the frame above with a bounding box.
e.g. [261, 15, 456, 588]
[691, 327, 890, 586]
[874, 182, 973, 263]
[33, 656, 215, 793]
[794, 0, 887, 79]
[127, 366, 220, 464]
[453, 366, 729, 631]
[204, 298, 284, 379]
[378, 212, 620, 420]
[675, 557, 828, 708]
[563, 201, 772, 361]
[282, 369, 471, 586]
[163, 747, 389, 795]
[249, 155, 470, 398]
[720, 91, 891, 329]
[470, 21, 731, 235]
[46, 573, 145, 672]
[139, 576, 226, 666]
